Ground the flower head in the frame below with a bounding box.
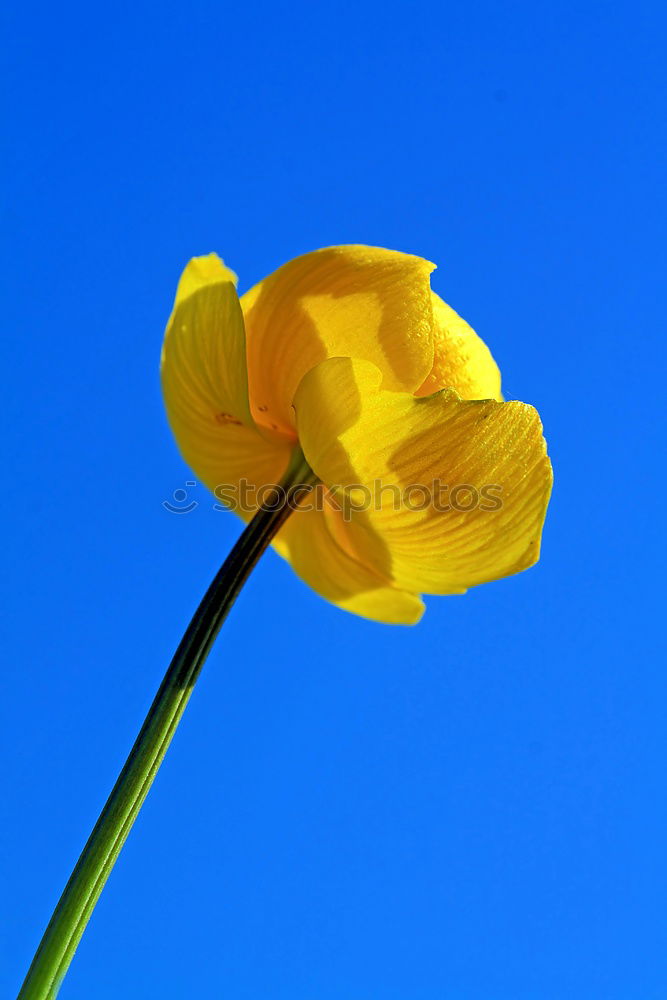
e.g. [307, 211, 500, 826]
[161, 246, 552, 624]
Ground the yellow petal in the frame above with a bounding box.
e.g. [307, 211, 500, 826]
[173, 253, 238, 307]
[241, 245, 436, 436]
[161, 260, 291, 502]
[294, 357, 552, 595]
[416, 293, 502, 400]
[272, 502, 425, 625]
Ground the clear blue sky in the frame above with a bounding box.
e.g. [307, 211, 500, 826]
[2, 1, 666, 997]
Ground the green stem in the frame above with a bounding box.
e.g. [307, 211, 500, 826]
[19, 448, 315, 1000]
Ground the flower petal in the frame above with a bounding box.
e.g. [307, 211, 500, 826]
[294, 357, 552, 595]
[273, 503, 425, 625]
[416, 293, 502, 400]
[241, 245, 436, 435]
[172, 252, 239, 307]
[162, 258, 291, 500]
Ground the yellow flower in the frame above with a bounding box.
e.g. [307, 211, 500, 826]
[161, 246, 552, 625]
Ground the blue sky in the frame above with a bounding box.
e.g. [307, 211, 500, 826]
[2, 1, 666, 997]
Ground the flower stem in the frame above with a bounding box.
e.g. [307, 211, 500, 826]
[18, 448, 315, 1000]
